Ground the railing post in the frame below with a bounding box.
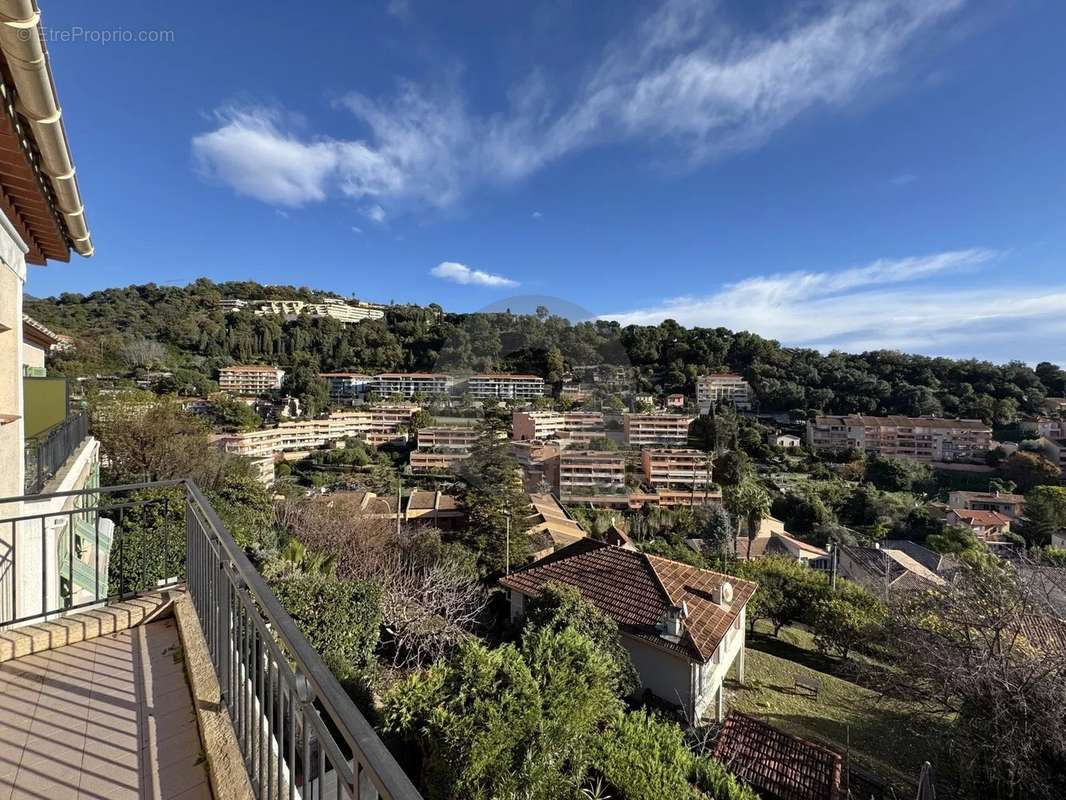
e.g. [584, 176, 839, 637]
[217, 546, 230, 703]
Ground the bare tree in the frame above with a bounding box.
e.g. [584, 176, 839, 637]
[883, 557, 1066, 799]
[276, 498, 488, 669]
[120, 338, 167, 370]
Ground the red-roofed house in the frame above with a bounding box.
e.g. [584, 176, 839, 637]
[945, 508, 1012, 541]
[500, 539, 757, 722]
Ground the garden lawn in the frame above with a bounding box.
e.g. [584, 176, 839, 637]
[725, 645, 953, 790]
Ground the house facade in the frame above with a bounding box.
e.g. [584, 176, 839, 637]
[500, 540, 756, 722]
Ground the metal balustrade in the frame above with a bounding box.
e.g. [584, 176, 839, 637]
[0, 481, 423, 800]
[23, 410, 89, 494]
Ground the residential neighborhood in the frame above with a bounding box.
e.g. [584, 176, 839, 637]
[0, 2, 1064, 800]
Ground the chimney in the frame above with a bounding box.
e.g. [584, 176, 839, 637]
[660, 603, 687, 640]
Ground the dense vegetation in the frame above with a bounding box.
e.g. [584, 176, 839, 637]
[27, 278, 1066, 422]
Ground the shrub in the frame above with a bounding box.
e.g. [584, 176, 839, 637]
[522, 583, 640, 697]
[270, 572, 381, 684]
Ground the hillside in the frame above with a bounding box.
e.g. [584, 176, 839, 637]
[25, 278, 1066, 423]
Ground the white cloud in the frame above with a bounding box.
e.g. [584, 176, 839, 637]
[430, 261, 519, 288]
[192, 108, 341, 207]
[351, 225, 363, 234]
[601, 248, 1066, 360]
[193, 0, 965, 211]
[531, 210, 543, 219]
[366, 205, 387, 223]
[891, 173, 918, 185]
[386, 0, 412, 21]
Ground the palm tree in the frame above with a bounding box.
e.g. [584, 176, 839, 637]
[723, 479, 771, 559]
[279, 538, 337, 576]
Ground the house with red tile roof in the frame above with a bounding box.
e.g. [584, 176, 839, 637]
[945, 508, 1012, 542]
[499, 538, 757, 722]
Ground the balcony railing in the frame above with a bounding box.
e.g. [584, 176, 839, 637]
[23, 410, 88, 494]
[0, 480, 423, 800]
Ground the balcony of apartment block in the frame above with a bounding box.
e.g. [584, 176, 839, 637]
[23, 374, 93, 496]
[0, 481, 422, 800]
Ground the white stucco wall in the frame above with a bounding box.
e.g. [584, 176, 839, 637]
[625, 634, 696, 711]
[0, 211, 27, 501]
[7, 438, 100, 624]
[21, 340, 45, 371]
[508, 585, 749, 722]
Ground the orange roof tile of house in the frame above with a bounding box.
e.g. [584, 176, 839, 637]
[951, 509, 1011, 526]
[713, 711, 843, 800]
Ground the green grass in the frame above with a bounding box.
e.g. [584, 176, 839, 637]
[726, 625, 954, 791]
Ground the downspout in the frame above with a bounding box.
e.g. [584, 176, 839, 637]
[0, 0, 93, 256]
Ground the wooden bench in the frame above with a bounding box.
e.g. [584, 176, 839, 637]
[794, 673, 821, 699]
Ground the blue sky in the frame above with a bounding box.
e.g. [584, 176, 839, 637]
[24, 0, 1066, 362]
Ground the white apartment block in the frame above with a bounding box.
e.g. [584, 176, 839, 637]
[243, 297, 385, 323]
[623, 413, 695, 448]
[374, 373, 453, 399]
[214, 406, 419, 458]
[697, 373, 752, 410]
[641, 448, 714, 491]
[466, 374, 545, 400]
[807, 415, 993, 463]
[555, 451, 627, 497]
[512, 410, 605, 443]
[218, 365, 285, 396]
[320, 372, 372, 400]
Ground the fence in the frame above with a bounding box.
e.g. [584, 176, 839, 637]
[23, 410, 88, 494]
[0, 480, 423, 800]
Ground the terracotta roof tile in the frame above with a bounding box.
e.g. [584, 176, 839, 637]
[500, 539, 755, 662]
[713, 712, 843, 800]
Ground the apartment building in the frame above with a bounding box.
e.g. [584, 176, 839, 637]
[374, 372, 453, 399]
[623, 413, 694, 448]
[641, 448, 714, 491]
[409, 425, 480, 472]
[666, 393, 685, 409]
[512, 410, 605, 442]
[218, 364, 285, 396]
[215, 406, 419, 461]
[466, 373, 545, 400]
[553, 451, 627, 497]
[0, 12, 421, 798]
[320, 372, 371, 400]
[807, 415, 992, 462]
[243, 296, 386, 323]
[697, 373, 752, 410]
[417, 426, 480, 451]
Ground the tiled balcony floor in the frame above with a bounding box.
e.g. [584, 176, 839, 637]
[0, 618, 212, 799]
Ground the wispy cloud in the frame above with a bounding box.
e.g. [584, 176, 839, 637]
[366, 204, 387, 223]
[531, 210, 543, 219]
[193, 0, 965, 212]
[430, 261, 519, 288]
[602, 248, 1066, 360]
[890, 173, 918, 185]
